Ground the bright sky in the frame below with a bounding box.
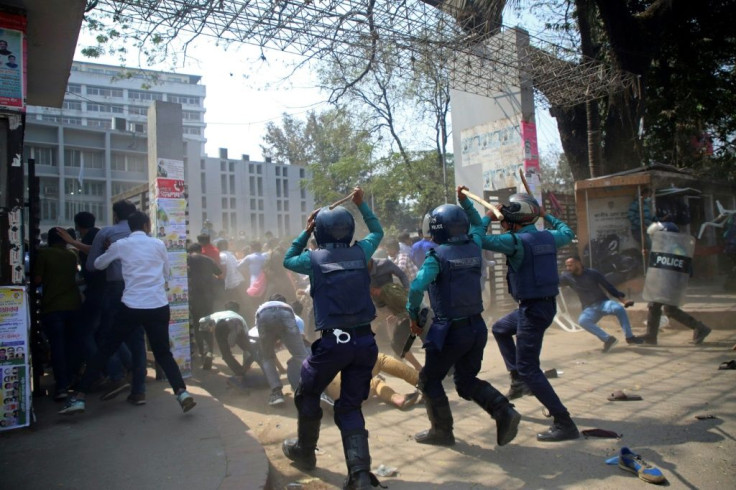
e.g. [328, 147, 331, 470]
[74, 12, 563, 162]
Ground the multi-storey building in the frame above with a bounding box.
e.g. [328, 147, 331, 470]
[24, 60, 313, 240]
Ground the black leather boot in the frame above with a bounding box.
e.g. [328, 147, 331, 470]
[283, 414, 321, 470]
[506, 370, 533, 400]
[414, 396, 455, 446]
[342, 430, 383, 490]
[644, 303, 660, 345]
[536, 412, 580, 442]
[471, 382, 521, 446]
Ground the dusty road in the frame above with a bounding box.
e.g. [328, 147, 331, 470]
[199, 317, 736, 490]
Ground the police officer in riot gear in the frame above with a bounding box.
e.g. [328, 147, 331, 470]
[643, 221, 712, 345]
[282, 187, 384, 490]
[459, 187, 580, 442]
[406, 203, 521, 448]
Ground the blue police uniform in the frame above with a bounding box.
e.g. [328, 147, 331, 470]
[406, 206, 521, 447]
[282, 201, 383, 487]
[461, 197, 580, 442]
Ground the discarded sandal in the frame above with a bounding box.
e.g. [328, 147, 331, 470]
[618, 447, 666, 484]
[582, 428, 622, 439]
[718, 360, 736, 370]
[608, 390, 643, 401]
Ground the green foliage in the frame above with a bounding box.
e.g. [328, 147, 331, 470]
[261, 108, 455, 231]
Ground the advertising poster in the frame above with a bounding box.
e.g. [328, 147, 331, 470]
[168, 251, 188, 278]
[156, 198, 187, 226]
[169, 323, 192, 378]
[0, 287, 30, 431]
[156, 158, 184, 180]
[155, 179, 186, 199]
[166, 277, 189, 306]
[0, 12, 26, 111]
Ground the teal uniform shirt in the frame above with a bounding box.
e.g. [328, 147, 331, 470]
[283, 202, 384, 277]
[460, 197, 575, 271]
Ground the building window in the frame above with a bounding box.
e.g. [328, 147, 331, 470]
[201, 196, 207, 209]
[222, 198, 228, 209]
[200, 159, 206, 170]
[62, 117, 82, 126]
[183, 127, 202, 135]
[65, 178, 104, 197]
[229, 161, 234, 172]
[221, 175, 227, 194]
[301, 186, 306, 199]
[87, 118, 112, 129]
[257, 177, 263, 196]
[282, 180, 289, 198]
[182, 111, 200, 121]
[201, 173, 207, 193]
[62, 100, 82, 110]
[283, 167, 288, 177]
[230, 197, 236, 209]
[284, 200, 289, 212]
[26, 146, 57, 166]
[276, 167, 281, 176]
[129, 90, 163, 101]
[229, 175, 235, 194]
[258, 200, 264, 211]
[87, 86, 123, 97]
[256, 164, 262, 175]
[129, 105, 148, 116]
[300, 168, 305, 178]
[111, 181, 140, 195]
[301, 201, 307, 212]
[41, 199, 58, 221]
[277, 201, 282, 211]
[220, 161, 226, 172]
[63, 149, 104, 170]
[276, 181, 282, 198]
[67, 83, 81, 94]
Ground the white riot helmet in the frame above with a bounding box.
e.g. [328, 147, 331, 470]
[647, 221, 679, 235]
[421, 213, 432, 238]
[501, 193, 540, 225]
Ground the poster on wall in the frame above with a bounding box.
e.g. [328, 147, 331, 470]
[460, 119, 523, 190]
[0, 287, 30, 431]
[583, 196, 642, 284]
[156, 158, 184, 180]
[0, 12, 26, 111]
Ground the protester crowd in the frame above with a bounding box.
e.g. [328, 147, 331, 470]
[27, 184, 728, 489]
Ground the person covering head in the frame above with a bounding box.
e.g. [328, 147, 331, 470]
[501, 193, 541, 225]
[74, 211, 95, 230]
[112, 200, 136, 223]
[314, 206, 355, 247]
[428, 204, 469, 244]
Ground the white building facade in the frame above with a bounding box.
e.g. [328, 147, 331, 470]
[24, 60, 313, 240]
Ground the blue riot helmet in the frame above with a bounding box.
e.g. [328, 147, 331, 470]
[429, 204, 469, 244]
[501, 193, 540, 225]
[314, 206, 355, 247]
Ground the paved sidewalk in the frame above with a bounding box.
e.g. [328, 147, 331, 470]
[0, 376, 269, 490]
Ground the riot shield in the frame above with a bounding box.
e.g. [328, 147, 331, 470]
[643, 231, 695, 307]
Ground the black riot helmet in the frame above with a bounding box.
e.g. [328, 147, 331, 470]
[429, 204, 469, 245]
[314, 206, 355, 247]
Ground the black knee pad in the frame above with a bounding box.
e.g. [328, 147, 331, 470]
[417, 370, 429, 394]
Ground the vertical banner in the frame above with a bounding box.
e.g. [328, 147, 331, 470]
[0, 286, 30, 431]
[0, 11, 26, 112]
[152, 159, 191, 378]
[520, 121, 544, 230]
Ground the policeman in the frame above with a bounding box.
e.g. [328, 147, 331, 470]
[459, 186, 579, 442]
[406, 203, 521, 448]
[643, 221, 711, 345]
[282, 187, 384, 490]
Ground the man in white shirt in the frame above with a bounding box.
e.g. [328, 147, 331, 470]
[59, 211, 196, 415]
[217, 239, 249, 312]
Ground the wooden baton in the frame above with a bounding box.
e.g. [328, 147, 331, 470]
[328, 191, 356, 210]
[461, 189, 505, 221]
[519, 168, 533, 195]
